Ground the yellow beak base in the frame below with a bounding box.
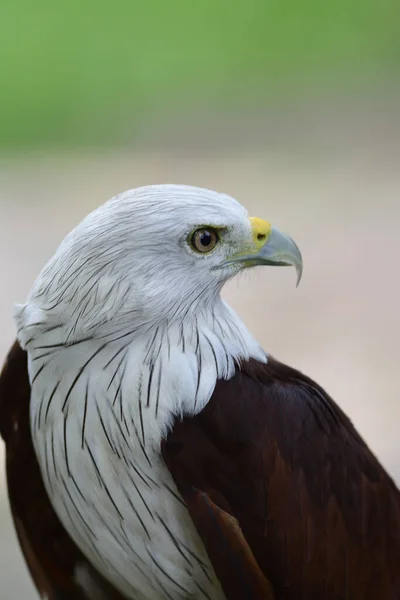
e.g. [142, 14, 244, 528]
[249, 217, 272, 252]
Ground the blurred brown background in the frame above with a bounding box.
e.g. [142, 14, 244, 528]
[1, 1, 400, 597]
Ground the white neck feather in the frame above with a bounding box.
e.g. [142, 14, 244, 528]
[23, 297, 265, 448]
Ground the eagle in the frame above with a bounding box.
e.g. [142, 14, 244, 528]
[0, 184, 399, 600]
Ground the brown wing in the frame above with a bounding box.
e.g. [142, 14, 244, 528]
[0, 342, 126, 600]
[162, 357, 400, 600]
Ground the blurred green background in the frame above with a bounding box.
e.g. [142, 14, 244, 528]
[1, 3, 400, 598]
[1, 0, 399, 150]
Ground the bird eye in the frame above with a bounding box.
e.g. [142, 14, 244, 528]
[191, 228, 219, 253]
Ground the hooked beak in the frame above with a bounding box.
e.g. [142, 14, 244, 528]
[223, 217, 303, 286]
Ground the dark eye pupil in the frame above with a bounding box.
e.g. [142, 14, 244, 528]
[200, 232, 212, 246]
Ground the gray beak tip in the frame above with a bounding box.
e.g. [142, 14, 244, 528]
[295, 264, 303, 288]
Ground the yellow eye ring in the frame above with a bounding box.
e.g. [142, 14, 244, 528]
[191, 228, 219, 253]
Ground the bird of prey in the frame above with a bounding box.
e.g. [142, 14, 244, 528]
[1, 185, 399, 600]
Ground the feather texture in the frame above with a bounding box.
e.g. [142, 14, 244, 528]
[0, 342, 127, 600]
[163, 357, 400, 600]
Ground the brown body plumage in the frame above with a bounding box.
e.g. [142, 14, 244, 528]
[1, 341, 400, 599]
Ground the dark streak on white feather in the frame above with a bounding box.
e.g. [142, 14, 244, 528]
[61, 342, 109, 412]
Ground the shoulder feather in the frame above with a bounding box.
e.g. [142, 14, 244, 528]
[163, 357, 400, 600]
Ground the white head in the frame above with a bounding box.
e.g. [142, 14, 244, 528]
[16, 183, 303, 446]
[16, 184, 302, 345]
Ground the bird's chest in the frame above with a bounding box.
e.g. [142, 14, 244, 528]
[33, 401, 223, 600]
[28, 332, 236, 599]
